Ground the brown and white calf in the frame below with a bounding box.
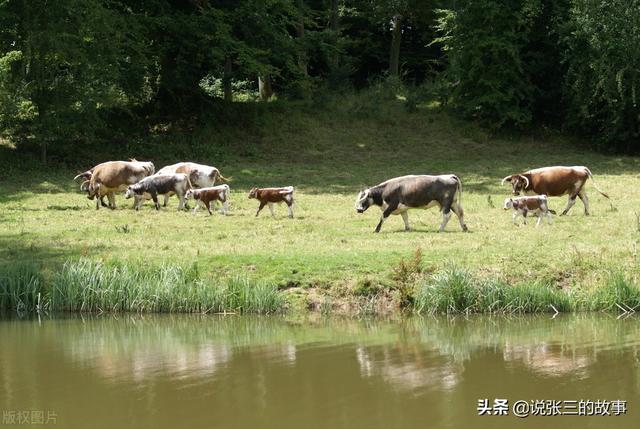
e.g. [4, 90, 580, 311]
[503, 195, 555, 226]
[185, 185, 230, 215]
[248, 186, 294, 218]
[156, 162, 230, 207]
[501, 166, 608, 216]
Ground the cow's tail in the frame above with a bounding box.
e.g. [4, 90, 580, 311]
[585, 167, 610, 199]
[453, 175, 462, 205]
[215, 170, 231, 183]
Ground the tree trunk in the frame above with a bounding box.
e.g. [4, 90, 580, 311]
[41, 141, 47, 165]
[389, 14, 403, 77]
[258, 76, 273, 101]
[297, 0, 307, 76]
[223, 57, 232, 102]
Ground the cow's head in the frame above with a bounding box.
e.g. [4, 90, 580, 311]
[501, 174, 530, 196]
[87, 183, 100, 200]
[124, 185, 138, 199]
[185, 189, 197, 200]
[355, 189, 372, 213]
[248, 188, 258, 199]
[503, 198, 514, 210]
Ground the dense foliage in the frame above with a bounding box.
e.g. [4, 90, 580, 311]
[0, 0, 639, 158]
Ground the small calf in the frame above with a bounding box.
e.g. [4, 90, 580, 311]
[503, 195, 555, 226]
[185, 185, 230, 215]
[248, 186, 294, 218]
[124, 173, 191, 211]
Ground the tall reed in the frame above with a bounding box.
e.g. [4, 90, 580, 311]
[2, 259, 282, 314]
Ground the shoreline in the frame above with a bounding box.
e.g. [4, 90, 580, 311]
[2, 259, 638, 316]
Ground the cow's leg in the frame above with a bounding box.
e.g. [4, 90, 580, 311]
[192, 201, 200, 214]
[451, 202, 468, 232]
[535, 213, 542, 227]
[400, 211, 411, 231]
[287, 201, 294, 218]
[546, 210, 553, 225]
[439, 209, 452, 232]
[256, 201, 267, 217]
[107, 192, 116, 210]
[177, 193, 186, 211]
[268, 203, 275, 217]
[206, 200, 213, 216]
[100, 196, 108, 208]
[150, 191, 159, 210]
[163, 194, 170, 207]
[512, 211, 522, 226]
[561, 194, 578, 215]
[578, 190, 590, 215]
[375, 203, 398, 233]
[221, 200, 228, 216]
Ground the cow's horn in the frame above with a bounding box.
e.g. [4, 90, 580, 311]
[520, 175, 530, 189]
[501, 175, 512, 186]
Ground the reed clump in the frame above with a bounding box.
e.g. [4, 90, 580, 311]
[1, 259, 282, 314]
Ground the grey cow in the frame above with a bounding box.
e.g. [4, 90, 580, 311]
[355, 174, 468, 233]
[124, 174, 192, 210]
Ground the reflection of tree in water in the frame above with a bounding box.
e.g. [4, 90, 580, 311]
[355, 344, 461, 392]
[1, 313, 639, 390]
[352, 314, 640, 390]
[502, 342, 592, 378]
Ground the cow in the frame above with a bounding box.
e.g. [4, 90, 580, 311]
[503, 195, 555, 226]
[185, 185, 230, 215]
[156, 162, 230, 207]
[73, 169, 109, 208]
[248, 186, 294, 218]
[355, 174, 468, 233]
[501, 166, 609, 216]
[124, 173, 192, 211]
[73, 160, 155, 210]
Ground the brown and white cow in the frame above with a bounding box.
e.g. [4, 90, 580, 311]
[124, 173, 192, 211]
[74, 160, 155, 210]
[185, 184, 230, 215]
[501, 166, 609, 216]
[355, 174, 468, 233]
[248, 186, 294, 218]
[503, 195, 555, 226]
[157, 162, 229, 207]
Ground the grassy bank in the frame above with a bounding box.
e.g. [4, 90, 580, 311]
[1, 93, 640, 313]
[1, 259, 639, 315]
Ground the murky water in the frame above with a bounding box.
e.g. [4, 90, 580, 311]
[0, 314, 638, 428]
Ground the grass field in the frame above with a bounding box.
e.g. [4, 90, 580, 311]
[2, 95, 640, 312]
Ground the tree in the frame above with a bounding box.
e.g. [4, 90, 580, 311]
[563, 0, 640, 150]
[0, 0, 149, 162]
[433, 0, 540, 128]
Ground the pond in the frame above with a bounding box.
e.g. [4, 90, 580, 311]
[0, 314, 638, 428]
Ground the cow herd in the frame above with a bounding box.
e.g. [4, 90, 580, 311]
[73, 161, 609, 232]
[353, 165, 608, 232]
[73, 160, 296, 218]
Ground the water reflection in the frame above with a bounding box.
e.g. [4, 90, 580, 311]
[0, 314, 638, 429]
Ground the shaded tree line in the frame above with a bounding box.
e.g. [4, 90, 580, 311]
[1, 0, 639, 160]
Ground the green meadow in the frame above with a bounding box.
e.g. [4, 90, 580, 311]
[2, 98, 640, 313]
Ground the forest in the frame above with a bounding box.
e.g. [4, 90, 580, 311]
[1, 0, 640, 164]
